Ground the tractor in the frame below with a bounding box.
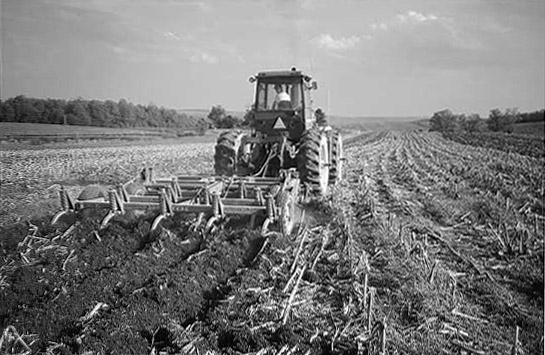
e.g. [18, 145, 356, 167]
[52, 68, 343, 237]
[214, 67, 343, 196]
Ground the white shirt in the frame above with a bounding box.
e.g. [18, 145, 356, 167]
[276, 92, 290, 102]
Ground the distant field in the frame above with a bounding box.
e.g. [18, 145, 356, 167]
[328, 115, 428, 131]
[178, 108, 244, 119]
[178, 109, 427, 131]
[0, 122, 207, 138]
[513, 121, 545, 136]
[0, 122, 218, 149]
[0, 122, 159, 138]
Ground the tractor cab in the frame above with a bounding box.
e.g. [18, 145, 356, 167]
[249, 68, 317, 142]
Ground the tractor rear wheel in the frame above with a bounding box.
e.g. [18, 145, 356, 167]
[214, 130, 245, 176]
[297, 130, 329, 196]
[329, 131, 343, 185]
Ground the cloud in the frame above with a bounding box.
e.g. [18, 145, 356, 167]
[367, 11, 440, 38]
[371, 23, 388, 31]
[315, 34, 362, 51]
[363, 11, 497, 72]
[159, 30, 241, 64]
[396, 10, 438, 24]
[164, 31, 181, 41]
[188, 50, 218, 64]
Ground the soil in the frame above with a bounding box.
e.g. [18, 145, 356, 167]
[0, 196, 334, 354]
[1, 131, 543, 354]
[0, 211, 276, 354]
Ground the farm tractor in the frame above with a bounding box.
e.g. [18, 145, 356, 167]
[53, 68, 343, 237]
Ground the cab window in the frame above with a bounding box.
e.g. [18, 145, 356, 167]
[256, 81, 303, 111]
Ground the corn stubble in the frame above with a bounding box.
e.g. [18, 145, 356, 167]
[1, 131, 543, 354]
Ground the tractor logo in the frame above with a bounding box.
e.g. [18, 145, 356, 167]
[273, 116, 287, 129]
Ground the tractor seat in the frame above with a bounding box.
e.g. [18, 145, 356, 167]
[277, 101, 292, 110]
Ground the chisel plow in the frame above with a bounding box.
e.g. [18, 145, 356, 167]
[52, 168, 301, 237]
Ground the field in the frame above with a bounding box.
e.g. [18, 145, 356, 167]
[0, 122, 214, 149]
[443, 131, 544, 159]
[0, 129, 543, 354]
[328, 116, 428, 132]
[513, 122, 545, 137]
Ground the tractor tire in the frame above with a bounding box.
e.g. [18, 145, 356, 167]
[78, 185, 108, 201]
[297, 130, 329, 196]
[214, 130, 245, 176]
[329, 131, 343, 185]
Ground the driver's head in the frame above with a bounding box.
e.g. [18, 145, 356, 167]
[274, 84, 283, 93]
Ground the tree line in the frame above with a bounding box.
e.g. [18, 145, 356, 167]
[429, 108, 544, 133]
[0, 95, 207, 129]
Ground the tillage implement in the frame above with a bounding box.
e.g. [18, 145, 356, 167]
[53, 68, 344, 236]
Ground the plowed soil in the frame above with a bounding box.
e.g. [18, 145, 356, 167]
[1, 131, 543, 354]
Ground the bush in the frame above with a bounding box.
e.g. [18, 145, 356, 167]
[207, 105, 242, 128]
[430, 109, 463, 132]
[463, 114, 484, 133]
[487, 108, 518, 133]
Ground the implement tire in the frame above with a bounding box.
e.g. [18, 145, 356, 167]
[329, 131, 343, 185]
[214, 130, 245, 176]
[297, 130, 329, 196]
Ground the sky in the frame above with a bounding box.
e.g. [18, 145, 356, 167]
[1, 0, 544, 117]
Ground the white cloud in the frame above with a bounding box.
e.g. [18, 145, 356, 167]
[371, 23, 388, 31]
[164, 31, 181, 41]
[397, 11, 438, 24]
[188, 50, 218, 64]
[316, 34, 361, 51]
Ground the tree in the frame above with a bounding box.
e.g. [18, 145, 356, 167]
[0, 99, 16, 121]
[208, 105, 227, 128]
[219, 115, 241, 128]
[88, 100, 111, 126]
[487, 109, 502, 132]
[519, 109, 545, 123]
[11, 95, 41, 123]
[66, 100, 92, 125]
[464, 113, 484, 133]
[429, 109, 461, 132]
[487, 108, 518, 133]
[0, 95, 207, 130]
[242, 105, 256, 127]
[105, 100, 123, 127]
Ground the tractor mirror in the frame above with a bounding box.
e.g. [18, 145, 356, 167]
[249, 76, 256, 83]
[311, 81, 318, 90]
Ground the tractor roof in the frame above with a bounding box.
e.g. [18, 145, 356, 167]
[257, 70, 302, 77]
[256, 68, 311, 81]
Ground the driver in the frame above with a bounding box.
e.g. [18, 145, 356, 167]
[272, 84, 292, 110]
